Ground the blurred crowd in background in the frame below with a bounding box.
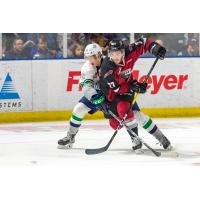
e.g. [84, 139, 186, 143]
[67, 33, 130, 58]
[135, 33, 199, 57]
[0, 33, 199, 60]
[2, 33, 63, 59]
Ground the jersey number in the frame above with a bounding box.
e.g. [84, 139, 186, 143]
[108, 82, 116, 88]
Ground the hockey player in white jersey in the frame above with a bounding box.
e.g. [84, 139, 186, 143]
[58, 43, 105, 148]
[57, 42, 171, 152]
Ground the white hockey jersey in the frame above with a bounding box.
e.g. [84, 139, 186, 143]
[79, 60, 100, 100]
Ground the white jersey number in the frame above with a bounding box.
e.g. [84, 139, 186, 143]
[108, 82, 116, 88]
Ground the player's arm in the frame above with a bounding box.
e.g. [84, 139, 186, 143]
[80, 70, 97, 100]
[80, 67, 105, 106]
[126, 37, 166, 59]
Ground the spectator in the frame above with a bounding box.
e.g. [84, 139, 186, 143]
[86, 34, 108, 55]
[43, 33, 60, 57]
[2, 33, 63, 59]
[3, 38, 31, 59]
[67, 33, 86, 57]
[72, 43, 84, 58]
[188, 38, 199, 56]
[66, 33, 130, 58]
[3, 33, 28, 51]
[179, 38, 199, 56]
[33, 37, 55, 59]
[88, 34, 108, 47]
[135, 33, 189, 57]
[56, 33, 64, 58]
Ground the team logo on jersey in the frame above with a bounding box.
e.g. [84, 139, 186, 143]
[0, 73, 20, 100]
[119, 68, 131, 79]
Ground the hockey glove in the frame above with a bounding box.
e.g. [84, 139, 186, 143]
[149, 42, 166, 59]
[128, 80, 147, 94]
[91, 93, 110, 115]
[91, 93, 105, 106]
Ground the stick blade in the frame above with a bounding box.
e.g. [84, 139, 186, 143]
[160, 151, 179, 158]
[85, 146, 108, 155]
[85, 130, 118, 155]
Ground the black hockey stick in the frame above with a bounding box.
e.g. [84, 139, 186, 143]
[85, 127, 120, 155]
[107, 111, 178, 157]
[85, 57, 159, 155]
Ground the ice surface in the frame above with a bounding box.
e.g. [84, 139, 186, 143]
[0, 118, 200, 166]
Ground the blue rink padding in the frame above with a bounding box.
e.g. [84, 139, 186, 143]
[1, 55, 200, 62]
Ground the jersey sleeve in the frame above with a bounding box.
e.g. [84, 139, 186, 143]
[125, 37, 153, 60]
[79, 62, 97, 100]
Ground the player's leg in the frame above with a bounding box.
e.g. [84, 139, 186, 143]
[57, 102, 90, 148]
[132, 102, 172, 150]
[109, 100, 142, 152]
[58, 97, 97, 148]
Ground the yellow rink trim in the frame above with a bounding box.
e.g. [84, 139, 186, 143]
[0, 107, 200, 124]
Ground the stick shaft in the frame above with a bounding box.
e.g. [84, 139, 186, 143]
[109, 110, 161, 157]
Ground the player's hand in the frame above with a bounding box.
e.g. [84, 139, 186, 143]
[99, 102, 110, 116]
[91, 91, 105, 105]
[150, 42, 166, 59]
[128, 80, 147, 94]
[91, 93, 110, 114]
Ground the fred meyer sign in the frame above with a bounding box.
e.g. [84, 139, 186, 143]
[66, 70, 188, 95]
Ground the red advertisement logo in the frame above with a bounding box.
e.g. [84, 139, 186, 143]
[66, 70, 188, 95]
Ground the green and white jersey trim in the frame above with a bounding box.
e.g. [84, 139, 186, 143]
[79, 60, 99, 100]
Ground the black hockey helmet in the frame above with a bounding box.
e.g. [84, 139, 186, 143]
[108, 39, 125, 51]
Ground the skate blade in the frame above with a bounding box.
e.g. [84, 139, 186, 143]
[134, 149, 144, 155]
[57, 144, 73, 149]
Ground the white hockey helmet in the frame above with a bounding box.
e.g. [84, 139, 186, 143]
[84, 43, 102, 58]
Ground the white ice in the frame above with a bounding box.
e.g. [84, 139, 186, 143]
[0, 118, 200, 166]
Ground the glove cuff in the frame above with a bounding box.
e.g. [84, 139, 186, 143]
[91, 95, 105, 105]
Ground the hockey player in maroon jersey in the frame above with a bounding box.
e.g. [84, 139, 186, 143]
[98, 38, 172, 152]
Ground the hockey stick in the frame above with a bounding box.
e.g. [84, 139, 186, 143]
[108, 110, 161, 156]
[107, 111, 178, 157]
[85, 127, 120, 155]
[85, 57, 159, 155]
